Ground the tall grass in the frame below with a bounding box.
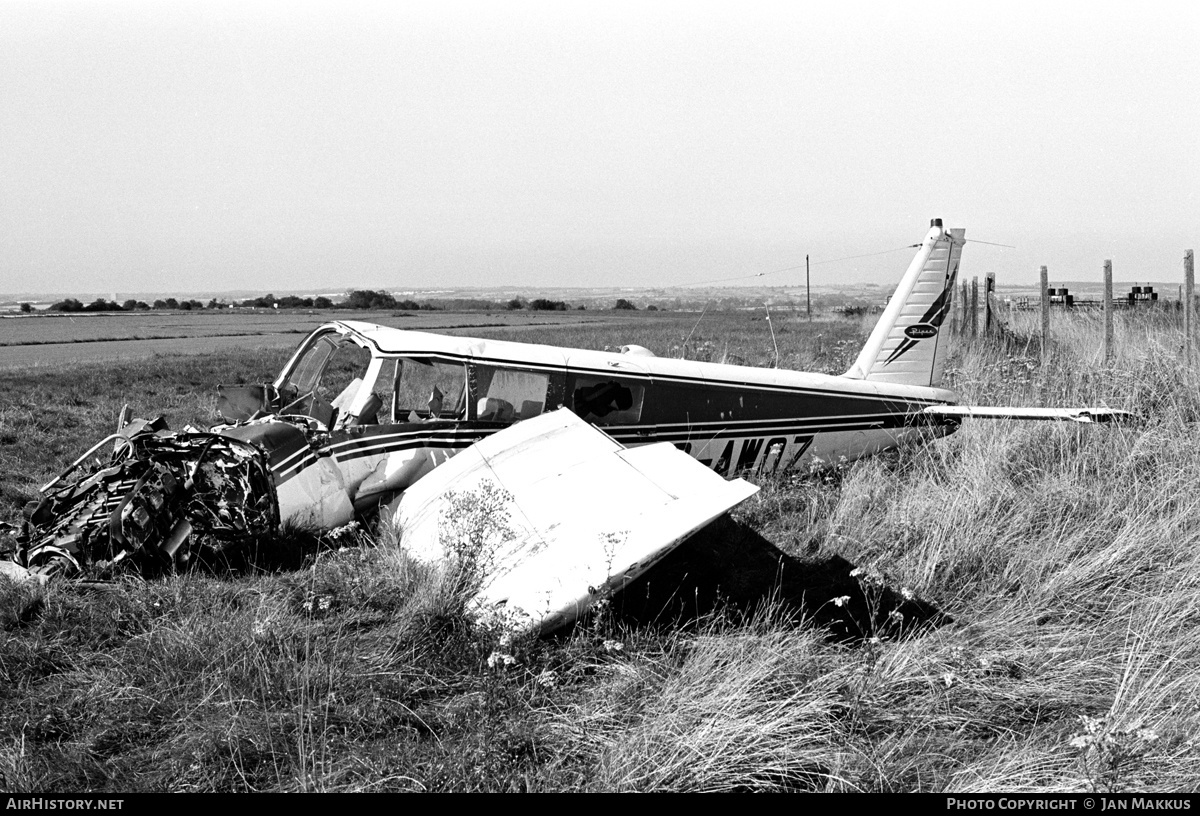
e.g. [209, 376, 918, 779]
[808, 312, 1200, 792]
[557, 613, 846, 792]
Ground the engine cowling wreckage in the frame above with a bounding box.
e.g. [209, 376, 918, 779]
[7, 417, 279, 579]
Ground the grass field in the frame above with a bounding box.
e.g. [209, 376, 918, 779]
[1, 306, 1197, 792]
[0, 309, 648, 347]
[0, 308, 652, 369]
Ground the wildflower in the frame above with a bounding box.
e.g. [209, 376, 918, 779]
[900, 587, 915, 601]
[487, 652, 517, 669]
[328, 520, 360, 540]
[602, 639, 625, 654]
[832, 595, 851, 608]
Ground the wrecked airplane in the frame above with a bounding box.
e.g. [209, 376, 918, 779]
[3, 219, 1129, 593]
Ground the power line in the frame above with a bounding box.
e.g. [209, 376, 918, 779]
[679, 244, 916, 287]
[676, 237, 1016, 288]
[809, 245, 920, 266]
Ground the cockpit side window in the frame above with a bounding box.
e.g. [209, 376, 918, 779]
[472, 366, 549, 423]
[282, 335, 337, 398]
[570, 376, 645, 425]
[395, 358, 468, 421]
[320, 343, 374, 407]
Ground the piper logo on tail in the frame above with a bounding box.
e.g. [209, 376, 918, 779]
[883, 285, 953, 366]
[904, 324, 938, 339]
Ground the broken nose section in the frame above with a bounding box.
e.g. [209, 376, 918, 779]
[13, 418, 279, 579]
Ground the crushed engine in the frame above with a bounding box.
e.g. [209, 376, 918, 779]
[11, 417, 279, 579]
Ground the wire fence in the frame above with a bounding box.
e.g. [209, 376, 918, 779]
[950, 250, 1196, 365]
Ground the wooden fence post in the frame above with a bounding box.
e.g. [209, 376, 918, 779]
[1040, 266, 1050, 358]
[1103, 260, 1114, 365]
[985, 272, 996, 335]
[970, 277, 978, 340]
[960, 279, 969, 337]
[1185, 249, 1195, 366]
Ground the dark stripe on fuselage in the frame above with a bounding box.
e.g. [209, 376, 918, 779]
[272, 426, 492, 482]
[266, 406, 947, 485]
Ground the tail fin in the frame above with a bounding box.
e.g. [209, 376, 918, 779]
[843, 219, 965, 387]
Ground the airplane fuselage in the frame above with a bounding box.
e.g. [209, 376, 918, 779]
[215, 321, 961, 529]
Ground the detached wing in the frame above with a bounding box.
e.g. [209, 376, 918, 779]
[923, 405, 1136, 424]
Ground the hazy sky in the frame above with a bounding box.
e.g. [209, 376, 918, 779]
[1, 0, 1196, 296]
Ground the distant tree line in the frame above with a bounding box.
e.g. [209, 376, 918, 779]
[237, 290, 440, 311]
[39, 290, 419, 313]
[506, 298, 573, 311]
[237, 294, 335, 309]
[339, 290, 439, 311]
[36, 289, 675, 314]
[45, 297, 218, 312]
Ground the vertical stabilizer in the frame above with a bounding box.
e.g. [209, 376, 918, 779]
[844, 219, 965, 387]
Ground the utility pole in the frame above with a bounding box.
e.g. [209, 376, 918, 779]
[1103, 260, 1114, 365]
[806, 254, 811, 322]
[1040, 266, 1050, 359]
[1186, 250, 1195, 366]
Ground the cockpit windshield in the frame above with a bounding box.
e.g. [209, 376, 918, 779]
[277, 331, 376, 427]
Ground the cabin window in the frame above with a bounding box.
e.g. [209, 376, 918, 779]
[395, 358, 467, 421]
[570, 376, 645, 425]
[472, 366, 549, 423]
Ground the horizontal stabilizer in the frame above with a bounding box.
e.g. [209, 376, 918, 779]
[923, 405, 1136, 424]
